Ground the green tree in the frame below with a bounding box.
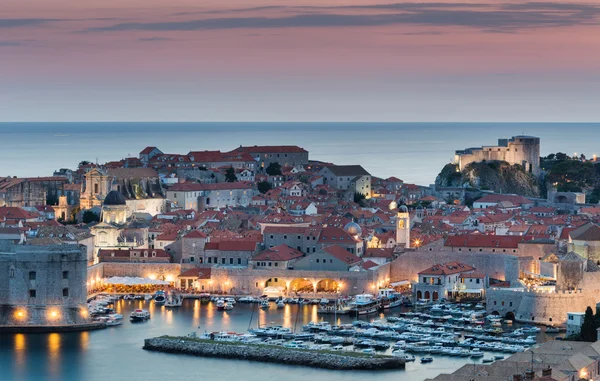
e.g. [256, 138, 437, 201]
[555, 152, 569, 161]
[82, 210, 100, 224]
[354, 192, 366, 207]
[265, 162, 282, 176]
[78, 160, 92, 167]
[224, 167, 237, 182]
[580, 306, 597, 342]
[257, 181, 272, 194]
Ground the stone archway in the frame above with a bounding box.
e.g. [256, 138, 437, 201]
[290, 278, 314, 294]
[417, 290, 422, 299]
[432, 291, 439, 301]
[265, 277, 286, 289]
[316, 279, 339, 293]
[424, 291, 430, 300]
[505, 311, 516, 321]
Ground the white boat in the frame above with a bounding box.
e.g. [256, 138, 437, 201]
[106, 319, 122, 327]
[129, 309, 150, 322]
[260, 300, 270, 309]
[545, 327, 560, 333]
[362, 348, 375, 354]
[470, 349, 484, 358]
[394, 354, 415, 362]
[108, 313, 123, 320]
[165, 294, 183, 308]
[225, 297, 236, 305]
[144, 294, 153, 301]
[332, 345, 343, 351]
[276, 300, 285, 309]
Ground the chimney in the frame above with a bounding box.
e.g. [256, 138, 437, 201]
[513, 374, 523, 381]
[524, 370, 535, 380]
[541, 367, 552, 377]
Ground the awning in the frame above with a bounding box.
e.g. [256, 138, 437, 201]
[391, 280, 410, 287]
[103, 276, 170, 285]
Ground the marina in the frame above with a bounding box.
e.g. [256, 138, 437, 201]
[0, 292, 563, 381]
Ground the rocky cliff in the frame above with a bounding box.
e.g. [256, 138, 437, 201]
[436, 161, 540, 197]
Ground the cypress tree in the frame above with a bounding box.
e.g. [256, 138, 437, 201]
[580, 306, 597, 342]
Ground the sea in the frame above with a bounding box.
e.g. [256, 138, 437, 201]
[0, 300, 552, 381]
[1, 122, 599, 185]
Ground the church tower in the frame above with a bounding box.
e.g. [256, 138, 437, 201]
[396, 205, 410, 248]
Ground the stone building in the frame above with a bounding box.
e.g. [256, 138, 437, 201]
[80, 167, 165, 216]
[0, 242, 91, 329]
[0, 177, 68, 207]
[97, 248, 171, 263]
[229, 145, 309, 169]
[413, 262, 483, 301]
[319, 165, 372, 198]
[395, 204, 411, 248]
[250, 244, 304, 269]
[293, 245, 362, 271]
[167, 182, 253, 211]
[568, 222, 600, 263]
[454, 135, 541, 175]
[202, 240, 259, 267]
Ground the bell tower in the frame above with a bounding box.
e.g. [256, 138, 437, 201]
[396, 205, 410, 248]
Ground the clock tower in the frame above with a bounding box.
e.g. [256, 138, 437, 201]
[396, 205, 410, 248]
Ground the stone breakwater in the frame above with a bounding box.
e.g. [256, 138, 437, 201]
[143, 337, 405, 370]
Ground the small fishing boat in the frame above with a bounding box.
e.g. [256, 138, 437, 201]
[420, 357, 433, 363]
[276, 300, 285, 309]
[482, 358, 494, 363]
[260, 300, 270, 309]
[545, 327, 560, 333]
[165, 293, 183, 308]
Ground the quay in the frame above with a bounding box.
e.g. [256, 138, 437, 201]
[143, 336, 406, 370]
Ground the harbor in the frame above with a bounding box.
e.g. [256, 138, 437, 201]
[1, 294, 560, 381]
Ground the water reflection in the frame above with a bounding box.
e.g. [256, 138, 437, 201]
[48, 333, 61, 377]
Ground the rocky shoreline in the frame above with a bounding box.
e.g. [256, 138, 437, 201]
[143, 336, 405, 370]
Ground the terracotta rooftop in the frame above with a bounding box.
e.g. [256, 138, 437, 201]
[321, 245, 361, 265]
[570, 223, 600, 242]
[419, 262, 475, 275]
[252, 244, 303, 261]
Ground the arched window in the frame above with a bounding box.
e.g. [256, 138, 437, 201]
[9, 266, 15, 278]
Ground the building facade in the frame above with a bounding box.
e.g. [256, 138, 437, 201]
[0, 242, 91, 328]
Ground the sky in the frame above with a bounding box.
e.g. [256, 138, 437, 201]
[1, 0, 599, 122]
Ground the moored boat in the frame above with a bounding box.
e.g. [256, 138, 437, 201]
[129, 309, 150, 322]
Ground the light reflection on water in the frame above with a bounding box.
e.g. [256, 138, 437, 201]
[0, 299, 551, 381]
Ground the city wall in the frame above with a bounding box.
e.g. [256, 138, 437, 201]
[486, 288, 596, 326]
[389, 251, 519, 283]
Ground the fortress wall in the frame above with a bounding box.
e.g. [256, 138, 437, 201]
[389, 251, 519, 283]
[100, 262, 182, 281]
[487, 288, 596, 326]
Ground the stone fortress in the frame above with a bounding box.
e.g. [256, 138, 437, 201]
[454, 135, 541, 176]
[486, 223, 600, 327]
[0, 241, 92, 330]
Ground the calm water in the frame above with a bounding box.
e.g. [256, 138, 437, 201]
[1, 122, 599, 184]
[0, 300, 523, 381]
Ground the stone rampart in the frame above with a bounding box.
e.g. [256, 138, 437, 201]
[486, 288, 597, 326]
[389, 251, 519, 283]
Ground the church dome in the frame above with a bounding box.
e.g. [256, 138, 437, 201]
[388, 200, 398, 210]
[344, 221, 362, 237]
[103, 190, 126, 206]
[399, 205, 409, 213]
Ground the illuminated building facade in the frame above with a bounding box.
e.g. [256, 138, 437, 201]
[0, 242, 91, 328]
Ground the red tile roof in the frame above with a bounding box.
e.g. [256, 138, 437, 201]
[362, 260, 379, 270]
[140, 146, 158, 155]
[322, 245, 361, 265]
[253, 244, 303, 261]
[231, 145, 307, 154]
[419, 262, 475, 275]
[184, 230, 207, 239]
[364, 248, 394, 259]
